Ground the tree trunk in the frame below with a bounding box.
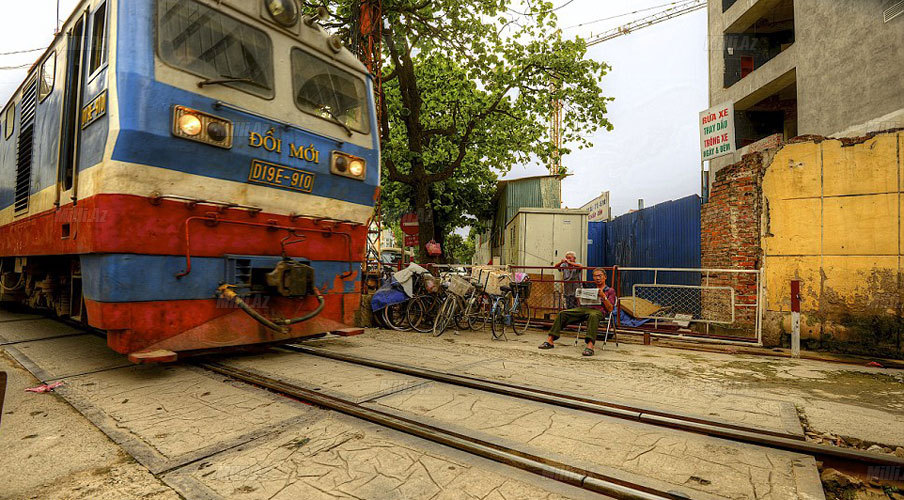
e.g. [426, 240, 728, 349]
[414, 181, 437, 263]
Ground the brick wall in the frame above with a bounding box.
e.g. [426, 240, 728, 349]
[701, 152, 768, 341]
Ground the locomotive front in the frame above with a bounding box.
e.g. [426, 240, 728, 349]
[89, 0, 379, 361]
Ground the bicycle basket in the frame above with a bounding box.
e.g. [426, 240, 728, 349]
[485, 272, 512, 296]
[447, 275, 473, 297]
[511, 280, 532, 300]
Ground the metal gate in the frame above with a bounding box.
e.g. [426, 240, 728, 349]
[614, 267, 762, 344]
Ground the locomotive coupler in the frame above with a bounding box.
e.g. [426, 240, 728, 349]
[265, 259, 315, 297]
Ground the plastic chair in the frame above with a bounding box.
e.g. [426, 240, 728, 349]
[573, 297, 618, 347]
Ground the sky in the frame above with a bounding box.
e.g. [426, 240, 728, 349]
[0, 0, 709, 218]
[503, 0, 710, 216]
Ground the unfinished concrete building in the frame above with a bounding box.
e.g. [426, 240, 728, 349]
[706, 0, 904, 180]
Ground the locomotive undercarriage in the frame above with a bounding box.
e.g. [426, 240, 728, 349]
[0, 257, 84, 323]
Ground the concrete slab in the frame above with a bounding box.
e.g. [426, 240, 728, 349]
[56, 364, 313, 473]
[0, 318, 85, 345]
[803, 400, 904, 447]
[316, 328, 904, 449]
[222, 351, 430, 403]
[460, 358, 803, 437]
[304, 336, 492, 372]
[0, 351, 178, 500]
[163, 411, 595, 500]
[371, 383, 825, 499]
[5, 334, 132, 381]
[307, 334, 802, 437]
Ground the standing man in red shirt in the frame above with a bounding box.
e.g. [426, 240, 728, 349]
[538, 268, 615, 356]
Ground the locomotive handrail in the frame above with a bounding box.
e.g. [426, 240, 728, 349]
[175, 214, 356, 279]
[149, 192, 263, 214]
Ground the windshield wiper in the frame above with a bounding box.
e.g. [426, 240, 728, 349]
[198, 75, 270, 90]
[298, 96, 354, 137]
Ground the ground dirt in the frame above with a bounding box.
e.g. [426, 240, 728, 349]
[0, 351, 179, 500]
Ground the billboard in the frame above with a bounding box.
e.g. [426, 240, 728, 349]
[580, 191, 612, 223]
[699, 102, 736, 160]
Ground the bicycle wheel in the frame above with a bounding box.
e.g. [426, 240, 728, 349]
[453, 295, 470, 331]
[467, 293, 490, 331]
[489, 298, 507, 340]
[432, 297, 456, 337]
[382, 302, 410, 331]
[407, 295, 439, 333]
[511, 298, 531, 335]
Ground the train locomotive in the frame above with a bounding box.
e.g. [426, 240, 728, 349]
[0, 0, 379, 362]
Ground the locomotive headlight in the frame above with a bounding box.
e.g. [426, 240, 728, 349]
[331, 151, 366, 180]
[178, 114, 202, 136]
[348, 159, 365, 177]
[265, 0, 298, 27]
[172, 105, 233, 149]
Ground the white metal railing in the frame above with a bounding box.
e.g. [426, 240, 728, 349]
[617, 267, 763, 345]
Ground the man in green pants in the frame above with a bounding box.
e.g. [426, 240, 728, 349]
[538, 268, 615, 356]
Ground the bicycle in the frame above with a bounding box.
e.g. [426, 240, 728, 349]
[461, 276, 490, 331]
[432, 274, 472, 336]
[406, 273, 442, 333]
[489, 278, 532, 340]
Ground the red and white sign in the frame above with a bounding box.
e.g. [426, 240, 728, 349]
[401, 213, 419, 235]
[699, 102, 736, 160]
[404, 234, 418, 247]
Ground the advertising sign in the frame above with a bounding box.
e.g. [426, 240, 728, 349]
[580, 191, 611, 223]
[699, 102, 736, 160]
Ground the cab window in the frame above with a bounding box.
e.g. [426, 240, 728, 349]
[3, 105, 13, 139]
[157, 0, 274, 98]
[39, 53, 56, 102]
[88, 2, 108, 75]
[291, 49, 370, 134]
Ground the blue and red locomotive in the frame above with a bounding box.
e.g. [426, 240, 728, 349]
[0, 0, 379, 361]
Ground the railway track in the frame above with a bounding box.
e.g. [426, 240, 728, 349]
[196, 345, 904, 499]
[198, 359, 690, 500]
[6, 312, 901, 498]
[279, 345, 904, 470]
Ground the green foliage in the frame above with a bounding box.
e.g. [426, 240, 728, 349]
[443, 232, 477, 264]
[312, 1, 613, 261]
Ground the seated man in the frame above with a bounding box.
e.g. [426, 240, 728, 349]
[538, 268, 615, 356]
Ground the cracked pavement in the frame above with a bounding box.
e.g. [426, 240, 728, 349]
[165, 415, 579, 500]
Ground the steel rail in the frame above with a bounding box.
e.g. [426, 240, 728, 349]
[198, 360, 689, 500]
[284, 345, 904, 469]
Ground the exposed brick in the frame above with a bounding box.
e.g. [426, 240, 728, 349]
[702, 153, 765, 330]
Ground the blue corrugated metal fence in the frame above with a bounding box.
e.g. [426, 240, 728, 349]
[588, 195, 701, 294]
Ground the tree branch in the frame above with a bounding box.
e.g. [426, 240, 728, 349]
[425, 65, 535, 183]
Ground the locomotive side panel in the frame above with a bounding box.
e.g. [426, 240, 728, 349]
[1, 0, 379, 360]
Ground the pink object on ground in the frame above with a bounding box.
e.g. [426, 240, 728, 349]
[866, 361, 884, 368]
[25, 381, 64, 393]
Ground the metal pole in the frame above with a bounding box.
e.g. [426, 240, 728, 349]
[791, 280, 801, 358]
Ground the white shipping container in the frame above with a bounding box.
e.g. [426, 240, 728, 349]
[503, 208, 589, 267]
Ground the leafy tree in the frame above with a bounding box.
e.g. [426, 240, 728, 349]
[310, 0, 613, 261]
[444, 232, 477, 264]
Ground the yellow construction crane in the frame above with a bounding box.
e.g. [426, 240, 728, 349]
[548, 0, 706, 174]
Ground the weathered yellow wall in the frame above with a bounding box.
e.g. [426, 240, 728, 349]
[761, 131, 902, 350]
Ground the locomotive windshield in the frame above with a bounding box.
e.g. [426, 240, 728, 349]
[291, 49, 370, 134]
[157, 0, 274, 98]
